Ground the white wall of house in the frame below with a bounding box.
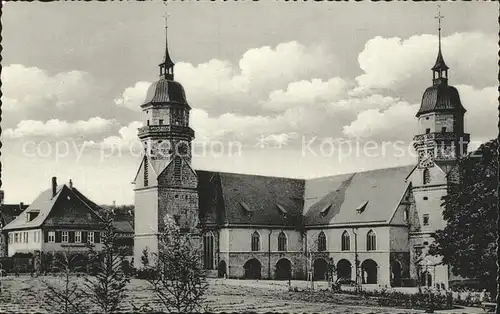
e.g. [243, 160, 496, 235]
[7, 229, 43, 256]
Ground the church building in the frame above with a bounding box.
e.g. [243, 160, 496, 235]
[133, 19, 469, 289]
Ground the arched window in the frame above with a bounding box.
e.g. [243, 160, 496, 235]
[203, 231, 215, 270]
[278, 232, 287, 252]
[341, 231, 350, 251]
[423, 168, 430, 184]
[366, 230, 376, 251]
[251, 231, 260, 252]
[317, 232, 327, 252]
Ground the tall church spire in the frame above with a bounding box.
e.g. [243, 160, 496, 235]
[159, 3, 175, 80]
[432, 5, 449, 86]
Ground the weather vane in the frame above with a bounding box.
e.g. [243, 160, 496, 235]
[163, 1, 171, 28]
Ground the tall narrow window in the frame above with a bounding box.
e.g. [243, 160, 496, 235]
[62, 231, 69, 243]
[251, 231, 260, 252]
[366, 230, 376, 251]
[48, 231, 55, 243]
[341, 230, 350, 251]
[318, 231, 327, 252]
[75, 231, 82, 243]
[203, 231, 215, 270]
[423, 214, 430, 226]
[423, 168, 430, 185]
[88, 231, 94, 243]
[144, 159, 148, 187]
[278, 232, 287, 252]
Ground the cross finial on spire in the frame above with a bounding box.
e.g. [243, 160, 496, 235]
[159, 1, 174, 80]
[435, 4, 444, 52]
[431, 4, 449, 85]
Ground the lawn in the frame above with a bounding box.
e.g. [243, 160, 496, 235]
[0, 276, 473, 313]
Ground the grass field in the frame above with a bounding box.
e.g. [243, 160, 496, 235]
[0, 276, 481, 313]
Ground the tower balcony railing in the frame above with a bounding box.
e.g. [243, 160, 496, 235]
[138, 125, 195, 138]
[413, 132, 470, 143]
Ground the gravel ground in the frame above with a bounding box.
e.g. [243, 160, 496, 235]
[0, 276, 483, 313]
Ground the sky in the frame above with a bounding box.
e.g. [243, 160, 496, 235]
[1, 1, 498, 205]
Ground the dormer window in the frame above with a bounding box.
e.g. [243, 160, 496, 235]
[356, 201, 368, 214]
[27, 211, 40, 222]
[276, 204, 287, 219]
[240, 201, 252, 216]
[320, 203, 332, 217]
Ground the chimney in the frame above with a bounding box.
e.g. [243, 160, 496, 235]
[19, 202, 24, 209]
[69, 179, 73, 189]
[52, 177, 57, 197]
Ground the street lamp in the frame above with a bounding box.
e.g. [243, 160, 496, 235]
[352, 228, 361, 293]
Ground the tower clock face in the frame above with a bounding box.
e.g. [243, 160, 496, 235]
[177, 141, 189, 156]
[418, 149, 435, 168]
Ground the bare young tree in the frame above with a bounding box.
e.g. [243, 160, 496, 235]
[141, 215, 208, 312]
[35, 248, 89, 313]
[83, 213, 130, 313]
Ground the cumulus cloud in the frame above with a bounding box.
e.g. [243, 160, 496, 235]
[118, 41, 336, 115]
[1, 64, 93, 111]
[96, 121, 143, 150]
[114, 81, 151, 110]
[355, 32, 497, 92]
[2, 117, 115, 139]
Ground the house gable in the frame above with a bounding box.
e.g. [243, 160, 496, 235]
[43, 185, 104, 228]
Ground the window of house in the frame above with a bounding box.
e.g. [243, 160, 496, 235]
[341, 230, 350, 251]
[8, 233, 12, 244]
[423, 214, 430, 226]
[278, 232, 287, 252]
[441, 127, 447, 133]
[147, 120, 150, 126]
[366, 230, 376, 251]
[404, 208, 409, 221]
[423, 168, 430, 184]
[159, 119, 164, 125]
[24, 232, 28, 243]
[14, 233, 18, 243]
[48, 231, 55, 243]
[75, 231, 82, 243]
[318, 231, 327, 252]
[425, 128, 430, 134]
[62, 231, 69, 243]
[203, 232, 215, 270]
[88, 232, 94, 243]
[251, 231, 260, 252]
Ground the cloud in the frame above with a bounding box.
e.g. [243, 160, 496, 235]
[2, 117, 115, 139]
[118, 41, 337, 115]
[114, 81, 151, 110]
[261, 78, 349, 111]
[97, 121, 143, 150]
[342, 101, 419, 140]
[355, 32, 497, 92]
[1, 64, 93, 111]
[342, 85, 497, 143]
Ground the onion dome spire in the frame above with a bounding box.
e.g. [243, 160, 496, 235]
[159, 6, 175, 80]
[432, 6, 448, 86]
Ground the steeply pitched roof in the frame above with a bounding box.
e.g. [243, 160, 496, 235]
[112, 220, 134, 234]
[3, 184, 104, 231]
[197, 170, 304, 227]
[0, 204, 29, 227]
[304, 165, 414, 226]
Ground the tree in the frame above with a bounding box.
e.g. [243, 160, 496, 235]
[141, 215, 208, 312]
[36, 248, 89, 313]
[83, 212, 131, 313]
[430, 139, 498, 297]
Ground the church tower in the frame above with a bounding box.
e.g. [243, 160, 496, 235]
[133, 16, 199, 268]
[408, 9, 469, 288]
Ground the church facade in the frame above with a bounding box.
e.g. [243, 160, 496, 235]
[133, 23, 469, 289]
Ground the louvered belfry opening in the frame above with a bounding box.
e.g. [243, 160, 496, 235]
[173, 157, 182, 183]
